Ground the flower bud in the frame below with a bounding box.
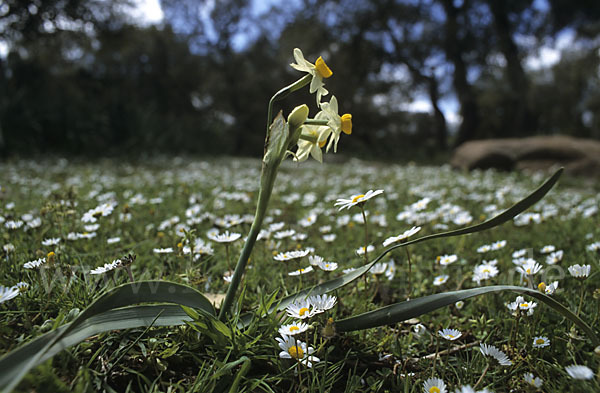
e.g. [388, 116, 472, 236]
[287, 104, 309, 132]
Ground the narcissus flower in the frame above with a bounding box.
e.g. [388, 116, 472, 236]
[317, 96, 352, 152]
[290, 48, 332, 106]
[294, 125, 329, 163]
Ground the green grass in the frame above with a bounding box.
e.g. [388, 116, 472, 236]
[0, 156, 599, 392]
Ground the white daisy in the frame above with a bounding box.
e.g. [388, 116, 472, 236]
[423, 377, 447, 393]
[0, 285, 20, 304]
[276, 334, 319, 367]
[545, 250, 563, 264]
[437, 254, 458, 266]
[90, 259, 122, 275]
[153, 247, 174, 254]
[41, 238, 61, 246]
[23, 258, 46, 269]
[568, 264, 591, 278]
[382, 226, 421, 247]
[334, 190, 384, 210]
[524, 372, 543, 388]
[288, 266, 314, 276]
[433, 275, 449, 286]
[107, 237, 121, 244]
[532, 336, 550, 348]
[274, 249, 311, 261]
[207, 230, 242, 243]
[565, 364, 594, 379]
[317, 260, 338, 271]
[491, 240, 506, 250]
[356, 245, 375, 256]
[479, 343, 512, 366]
[516, 260, 543, 276]
[307, 294, 337, 313]
[540, 245, 556, 254]
[438, 328, 462, 341]
[286, 299, 317, 319]
[279, 322, 310, 336]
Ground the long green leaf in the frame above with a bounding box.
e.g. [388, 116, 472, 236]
[1, 281, 214, 393]
[251, 168, 563, 320]
[334, 285, 599, 346]
[0, 305, 192, 389]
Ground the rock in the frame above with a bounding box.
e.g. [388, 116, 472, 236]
[450, 136, 600, 176]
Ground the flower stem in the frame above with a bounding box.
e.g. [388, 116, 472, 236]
[266, 75, 311, 138]
[405, 246, 412, 299]
[473, 362, 490, 390]
[218, 159, 280, 320]
[360, 205, 369, 265]
[577, 282, 585, 317]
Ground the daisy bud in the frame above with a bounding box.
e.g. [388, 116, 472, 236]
[321, 317, 336, 339]
[538, 282, 546, 292]
[47, 251, 56, 264]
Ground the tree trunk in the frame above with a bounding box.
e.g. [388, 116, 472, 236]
[487, 0, 537, 136]
[440, 0, 480, 147]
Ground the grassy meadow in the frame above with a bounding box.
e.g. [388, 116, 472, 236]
[0, 157, 599, 392]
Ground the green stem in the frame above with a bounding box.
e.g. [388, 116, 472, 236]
[405, 246, 412, 299]
[266, 75, 311, 138]
[218, 160, 280, 320]
[577, 282, 585, 317]
[303, 119, 329, 126]
[360, 205, 369, 265]
[473, 362, 490, 390]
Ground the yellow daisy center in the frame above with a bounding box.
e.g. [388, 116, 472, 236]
[536, 338, 545, 345]
[289, 326, 300, 332]
[315, 56, 333, 78]
[483, 268, 490, 273]
[447, 334, 454, 338]
[288, 345, 304, 359]
[520, 302, 529, 308]
[341, 114, 352, 134]
[525, 268, 532, 274]
[429, 387, 441, 393]
[538, 282, 546, 291]
[325, 264, 330, 268]
[352, 194, 365, 203]
[299, 307, 310, 316]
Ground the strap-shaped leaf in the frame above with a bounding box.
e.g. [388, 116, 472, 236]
[1, 281, 214, 393]
[257, 168, 563, 317]
[0, 305, 192, 389]
[334, 285, 599, 346]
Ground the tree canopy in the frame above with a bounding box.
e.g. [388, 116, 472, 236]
[1, 0, 598, 158]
